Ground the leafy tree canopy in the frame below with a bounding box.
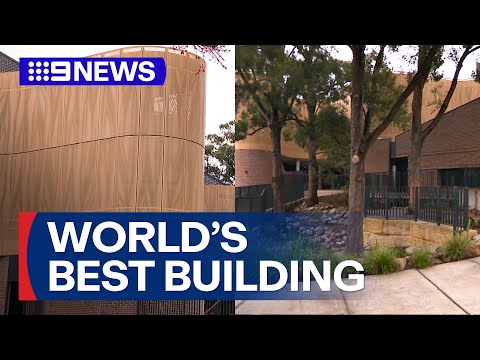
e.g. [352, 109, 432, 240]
[205, 120, 235, 185]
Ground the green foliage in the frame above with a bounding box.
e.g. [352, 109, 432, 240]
[235, 45, 302, 141]
[392, 247, 406, 258]
[284, 105, 350, 159]
[362, 242, 400, 275]
[280, 234, 361, 279]
[204, 120, 235, 185]
[442, 233, 473, 262]
[282, 46, 351, 187]
[363, 48, 411, 131]
[409, 247, 432, 269]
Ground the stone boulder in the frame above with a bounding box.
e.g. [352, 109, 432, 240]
[395, 258, 407, 271]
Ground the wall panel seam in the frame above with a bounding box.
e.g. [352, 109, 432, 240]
[0, 134, 205, 156]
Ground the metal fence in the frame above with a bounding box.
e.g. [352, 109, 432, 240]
[203, 300, 235, 315]
[365, 170, 437, 188]
[365, 186, 469, 231]
[235, 182, 306, 212]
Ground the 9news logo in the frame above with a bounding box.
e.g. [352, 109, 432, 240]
[19, 58, 166, 86]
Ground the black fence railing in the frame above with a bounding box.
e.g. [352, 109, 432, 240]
[365, 186, 469, 231]
[235, 174, 307, 212]
[203, 300, 235, 315]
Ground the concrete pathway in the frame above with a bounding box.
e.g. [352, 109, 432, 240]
[317, 190, 343, 197]
[235, 258, 480, 315]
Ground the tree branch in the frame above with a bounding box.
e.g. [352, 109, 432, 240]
[421, 45, 479, 141]
[247, 126, 268, 136]
[287, 96, 296, 113]
[365, 45, 442, 151]
[288, 46, 296, 58]
[372, 45, 386, 76]
[285, 112, 306, 127]
[363, 107, 371, 137]
[238, 69, 271, 123]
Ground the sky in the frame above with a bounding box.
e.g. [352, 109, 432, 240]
[0, 45, 235, 136]
[333, 45, 480, 80]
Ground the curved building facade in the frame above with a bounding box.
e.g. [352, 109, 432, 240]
[0, 46, 215, 315]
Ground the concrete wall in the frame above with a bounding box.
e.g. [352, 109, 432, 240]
[363, 218, 478, 248]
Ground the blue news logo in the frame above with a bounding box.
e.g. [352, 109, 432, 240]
[19, 58, 166, 86]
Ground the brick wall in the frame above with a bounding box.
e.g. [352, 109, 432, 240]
[137, 301, 203, 315]
[235, 149, 274, 187]
[421, 151, 480, 170]
[38, 301, 203, 315]
[0, 257, 8, 315]
[365, 138, 391, 174]
[41, 301, 138, 315]
[395, 98, 480, 169]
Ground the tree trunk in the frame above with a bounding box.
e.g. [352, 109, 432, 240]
[306, 136, 319, 206]
[271, 122, 284, 212]
[347, 157, 366, 255]
[409, 79, 424, 211]
[346, 45, 366, 256]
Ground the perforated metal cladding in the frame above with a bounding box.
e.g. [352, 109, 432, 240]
[204, 185, 235, 212]
[0, 47, 220, 314]
[0, 46, 207, 253]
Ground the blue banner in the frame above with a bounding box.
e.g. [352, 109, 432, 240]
[19, 212, 365, 301]
[19, 58, 166, 86]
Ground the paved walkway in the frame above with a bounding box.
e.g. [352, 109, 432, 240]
[317, 190, 343, 197]
[235, 258, 480, 315]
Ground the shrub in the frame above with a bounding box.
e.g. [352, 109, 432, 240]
[280, 234, 360, 279]
[442, 233, 472, 262]
[409, 247, 432, 269]
[362, 242, 399, 275]
[392, 247, 406, 258]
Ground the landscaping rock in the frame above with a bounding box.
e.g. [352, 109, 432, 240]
[395, 258, 407, 271]
[428, 245, 440, 255]
[468, 246, 480, 257]
[472, 236, 480, 247]
[405, 246, 416, 255]
[313, 236, 324, 244]
[433, 258, 443, 265]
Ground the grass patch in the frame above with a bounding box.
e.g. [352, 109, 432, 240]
[392, 247, 407, 258]
[362, 242, 399, 275]
[279, 234, 361, 279]
[441, 233, 472, 262]
[409, 247, 432, 269]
